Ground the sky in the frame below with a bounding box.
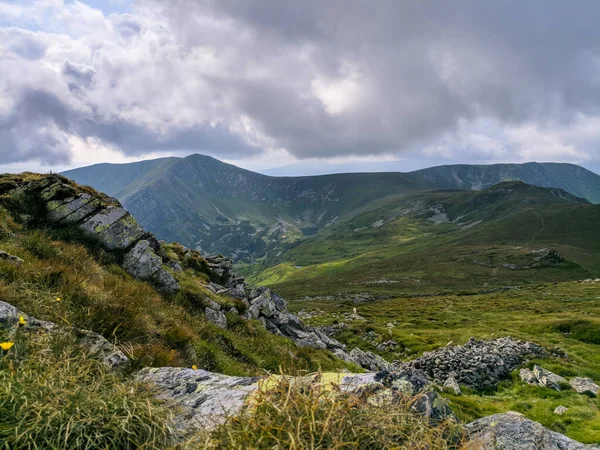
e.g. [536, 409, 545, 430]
[1, 0, 600, 175]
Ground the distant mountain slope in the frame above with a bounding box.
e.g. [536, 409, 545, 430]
[63, 155, 600, 261]
[251, 181, 600, 298]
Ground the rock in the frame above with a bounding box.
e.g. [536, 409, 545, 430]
[167, 260, 183, 272]
[123, 240, 179, 294]
[138, 368, 450, 439]
[519, 368, 538, 384]
[570, 377, 599, 396]
[532, 365, 568, 391]
[347, 347, 396, 372]
[554, 406, 568, 415]
[0, 250, 24, 266]
[443, 376, 462, 395]
[203, 297, 221, 311]
[465, 411, 598, 449]
[408, 337, 550, 390]
[205, 308, 227, 329]
[227, 307, 238, 315]
[0, 301, 127, 369]
[46, 194, 101, 224]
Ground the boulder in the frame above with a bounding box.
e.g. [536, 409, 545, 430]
[46, 194, 101, 224]
[205, 308, 227, 329]
[0, 250, 24, 266]
[519, 368, 538, 384]
[347, 347, 396, 372]
[465, 411, 599, 449]
[554, 406, 568, 415]
[532, 365, 568, 391]
[570, 377, 599, 396]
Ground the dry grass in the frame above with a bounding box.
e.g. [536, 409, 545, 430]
[198, 375, 465, 449]
[0, 332, 173, 449]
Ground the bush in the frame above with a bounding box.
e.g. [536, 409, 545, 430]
[0, 333, 174, 449]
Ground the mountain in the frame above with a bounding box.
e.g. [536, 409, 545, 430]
[63, 155, 600, 264]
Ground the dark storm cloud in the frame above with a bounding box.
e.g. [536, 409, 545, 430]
[2, 0, 600, 165]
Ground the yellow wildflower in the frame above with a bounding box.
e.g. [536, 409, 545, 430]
[0, 342, 14, 351]
[55, 297, 61, 302]
[192, 365, 197, 370]
[19, 315, 26, 326]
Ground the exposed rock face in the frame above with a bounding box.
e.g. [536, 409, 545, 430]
[408, 337, 549, 390]
[6, 176, 180, 294]
[122, 240, 178, 294]
[0, 250, 24, 266]
[335, 347, 395, 372]
[0, 301, 128, 369]
[465, 411, 599, 450]
[570, 377, 599, 396]
[137, 367, 451, 438]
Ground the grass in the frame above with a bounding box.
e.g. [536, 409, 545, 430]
[0, 332, 173, 449]
[0, 200, 350, 377]
[197, 374, 465, 449]
[293, 281, 600, 443]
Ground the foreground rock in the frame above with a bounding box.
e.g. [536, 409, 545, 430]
[465, 411, 599, 449]
[0, 250, 24, 266]
[408, 337, 549, 389]
[137, 366, 451, 438]
[0, 300, 128, 369]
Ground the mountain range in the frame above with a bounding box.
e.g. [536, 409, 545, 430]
[63, 155, 600, 264]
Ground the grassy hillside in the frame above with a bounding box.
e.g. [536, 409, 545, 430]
[293, 280, 600, 443]
[63, 156, 600, 262]
[249, 182, 600, 299]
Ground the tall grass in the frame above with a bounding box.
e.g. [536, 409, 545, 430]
[199, 375, 465, 449]
[0, 332, 174, 449]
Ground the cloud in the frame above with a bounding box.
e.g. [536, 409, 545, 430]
[1, 0, 600, 168]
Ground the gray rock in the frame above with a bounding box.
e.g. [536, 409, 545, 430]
[0, 250, 24, 266]
[46, 194, 101, 224]
[465, 411, 599, 449]
[443, 376, 462, 395]
[570, 377, 599, 396]
[203, 297, 221, 311]
[348, 347, 396, 372]
[123, 240, 179, 294]
[167, 260, 183, 272]
[80, 207, 128, 236]
[137, 367, 259, 437]
[205, 308, 227, 329]
[520, 368, 538, 384]
[533, 365, 568, 391]
[408, 337, 549, 390]
[554, 406, 568, 415]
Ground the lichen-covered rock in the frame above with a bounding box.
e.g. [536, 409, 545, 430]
[0, 301, 127, 369]
[123, 240, 179, 294]
[137, 367, 449, 439]
[0, 250, 24, 266]
[570, 377, 599, 396]
[520, 368, 538, 384]
[532, 365, 568, 391]
[81, 207, 145, 250]
[46, 194, 101, 224]
[205, 307, 227, 329]
[465, 411, 599, 449]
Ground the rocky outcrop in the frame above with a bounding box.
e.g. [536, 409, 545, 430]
[137, 367, 451, 438]
[465, 411, 599, 449]
[5, 176, 180, 294]
[0, 300, 128, 369]
[408, 337, 549, 390]
[0, 250, 24, 266]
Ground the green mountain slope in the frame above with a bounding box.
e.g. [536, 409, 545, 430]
[251, 181, 600, 298]
[63, 155, 600, 263]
